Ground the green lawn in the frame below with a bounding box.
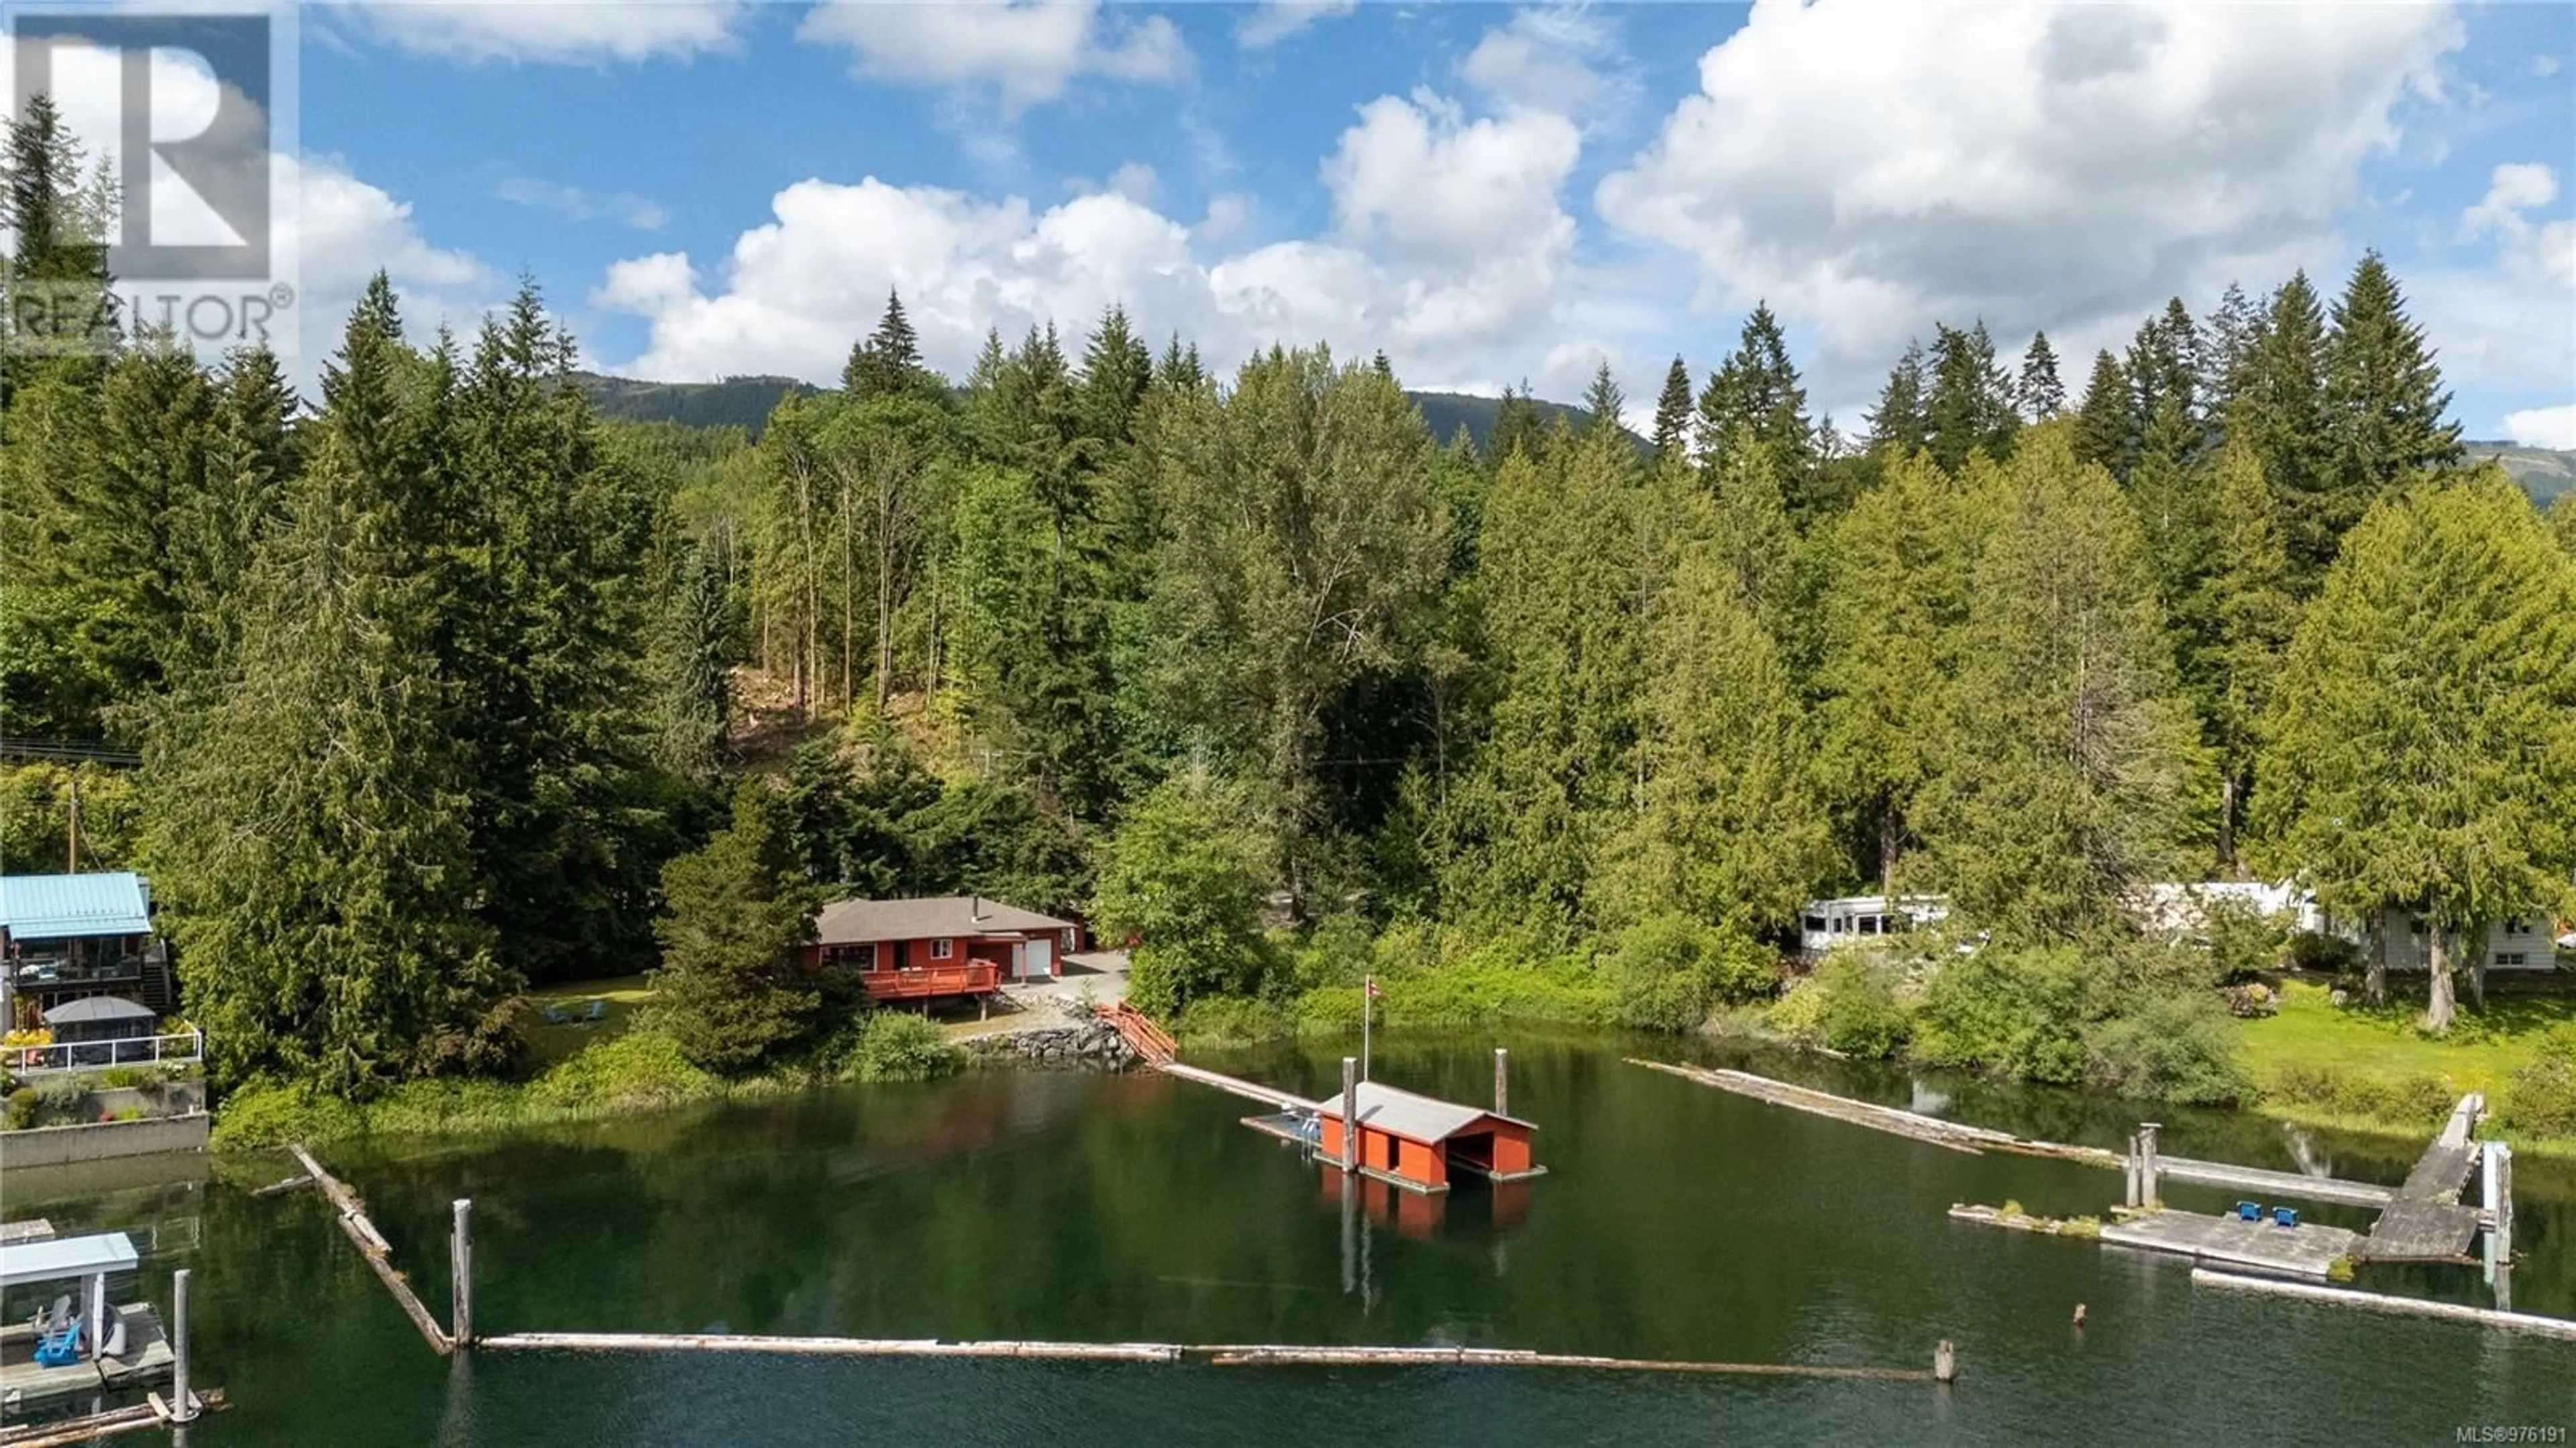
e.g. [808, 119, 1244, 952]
[2239, 980, 2569, 1090]
[515, 974, 657, 1066]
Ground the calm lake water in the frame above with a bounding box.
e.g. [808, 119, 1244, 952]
[11, 1033, 2575, 1445]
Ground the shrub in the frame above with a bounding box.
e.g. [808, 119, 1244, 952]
[2080, 993, 2251, 1106]
[531, 1031, 722, 1110]
[2504, 1025, 2576, 1137]
[2286, 931, 2361, 979]
[4, 1086, 36, 1131]
[209, 1079, 369, 1149]
[98, 1066, 150, 1090]
[1813, 955, 1910, 1058]
[834, 1012, 966, 1084]
[2261, 1062, 2455, 1124]
[2202, 897, 2292, 984]
[1913, 947, 2092, 1084]
[1179, 996, 1294, 1047]
[1764, 973, 1831, 1043]
[1605, 915, 1780, 1033]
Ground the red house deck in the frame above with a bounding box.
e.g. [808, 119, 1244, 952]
[801, 895, 1083, 1004]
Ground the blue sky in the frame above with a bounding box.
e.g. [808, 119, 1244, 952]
[19, 1, 2576, 443]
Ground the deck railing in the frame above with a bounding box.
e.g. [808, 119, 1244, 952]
[1100, 1001, 1178, 1064]
[859, 963, 1000, 1000]
[7, 1027, 204, 1075]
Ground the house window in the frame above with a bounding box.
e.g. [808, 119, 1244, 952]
[2497, 953, 2526, 968]
[855, 943, 877, 973]
[1803, 916, 1826, 934]
[930, 938, 955, 960]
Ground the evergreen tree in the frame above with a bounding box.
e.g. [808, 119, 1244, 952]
[2235, 271, 2334, 586]
[1580, 360, 1626, 437]
[1696, 304, 1819, 504]
[2553, 493, 2576, 558]
[142, 303, 511, 1092]
[1597, 542, 1829, 933]
[2017, 331, 2065, 421]
[1924, 321, 2018, 474]
[63, 333, 215, 694]
[1650, 355, 1694, 462]
[842, 288, 932, 400]
[1916, 426, 2210, 939]
[647, 781, 821, 1072]
[2070, 349, 2133, 477]
[1090, 771, 1273, 1017]
[1488, 382, 1549, 466]
[2126, 298, 2201, 436]
[168, 344, 298, 676]
[2322, 250, 2463, 527]
[2198, 438, 2298, 870]
[1865, 342, 1929, 458]
[2198, 281, 2259, 439]
[1076, 302, 1154, 447]
[649, 539, 735, 784]
[0, 95, 118, 363]
[2251, 472, 2576, 1026]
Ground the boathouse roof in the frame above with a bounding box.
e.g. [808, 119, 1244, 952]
[0, 872, 152, 942]
[1306, 1080, 1536, 1144]
[813, 894, 1075, 945]
[0, 1231, 138, 1289]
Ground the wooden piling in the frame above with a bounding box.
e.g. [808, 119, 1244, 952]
[1494, 1047, 1509, 1119]
[1933, 1340, 1955, 1384]
[450, 1198, 474, 1349]
[288, 1142, 453, 1355]
[2138, 1122, 2161, 1206]
[170, 1267, 193, 1424]
[1340, 1055, 1358, 1169]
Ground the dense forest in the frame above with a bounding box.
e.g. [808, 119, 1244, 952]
[6, 98, 2575, 1104]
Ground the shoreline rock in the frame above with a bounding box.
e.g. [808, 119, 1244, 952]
[965, 1017, 1140, 1072]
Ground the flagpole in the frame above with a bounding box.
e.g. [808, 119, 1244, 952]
[1362, 974, 1373, 1082]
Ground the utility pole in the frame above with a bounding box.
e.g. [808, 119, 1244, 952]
[66, 770, 80, 872]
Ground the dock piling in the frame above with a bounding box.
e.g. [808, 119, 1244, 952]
[451, 1198, 474, 1349]
[2138, 1123, 2162, 1206]
[170, 1267, 193, 1424]
[1341, 1055, 1358, 1170]
[1494, 1047, 1509, 1119]
[1933, 1339, 1955, 1384]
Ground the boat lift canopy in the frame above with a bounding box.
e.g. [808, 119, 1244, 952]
[0, 1231, 138, 1289]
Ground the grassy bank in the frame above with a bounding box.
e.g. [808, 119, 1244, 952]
[2236, 980, 2576, 1153]
[209, 1013, 971, 1151]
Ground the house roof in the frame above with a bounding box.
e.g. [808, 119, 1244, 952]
[42, 995, 156, 1025]
[0, 872, 152, 942]
[813, 894, 1076, 946]
[1304, 1080, 1534, 1145]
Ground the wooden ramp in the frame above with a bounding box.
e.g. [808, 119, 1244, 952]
[1099, 1002, 1177, 1066]
[2151, 1157, 2396, 1209]
[2357, 1094, 2487, 1263]
[1157, 1062, 1309, 1113]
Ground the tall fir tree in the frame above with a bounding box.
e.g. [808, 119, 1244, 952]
[1865, 342, 1930, 458]
[2198, 281, 2259, 441]
[2234, 270, 2334, 588]
[2198, 438, 2298, 871]
[1650, 355, 1694, 463]
[842, 288, 932, 400]
[1924, 322, 2017, 474]
[649, 782, 822, 1072]
[2017, 331, 2065, 421]
[1580, 360, 1627, 437]
[2322, 250, 2463, 531]
[2070, 349, 2134, 477]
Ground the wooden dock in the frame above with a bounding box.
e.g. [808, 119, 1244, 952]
[2357, 1098, 2489, 1262]
[2152, 1156, 2396, 1209]
[2192, 1270, 2576, 1341]
[0, 1302, 176, 1411]
[1157, 1062, 1309, 1112]
[2099, 1210, 2363, 1281]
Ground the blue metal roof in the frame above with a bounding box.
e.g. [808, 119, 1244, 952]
[0, 872, 153, 941]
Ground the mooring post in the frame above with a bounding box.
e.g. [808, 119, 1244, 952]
[2139, 1122, 2161, 1206]
[1933, 1339, 1955, 1384]
[451, 1198, 474, 1349]
[170, 1266, 193, 1423]
[1341, 1055, 1358, 1170]
[2123, 1133, 2141, 1208]
[1494, 1047, 1509, 1119]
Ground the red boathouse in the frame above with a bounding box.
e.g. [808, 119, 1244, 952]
[803, 895, 1083, 1004]
[1301, 1080, 1542, 1195]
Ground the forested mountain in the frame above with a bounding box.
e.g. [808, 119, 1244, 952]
[2463, 440, 2576, 505]
[6, 101, 2571, 1099]
[570, 368, 1627, 456]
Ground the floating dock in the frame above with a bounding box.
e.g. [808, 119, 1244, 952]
[0, 1302, 175, 1412]
[2099, 1211, 2364, 1280]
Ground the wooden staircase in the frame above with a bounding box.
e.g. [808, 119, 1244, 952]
[1099, 1001, 1178, 1066]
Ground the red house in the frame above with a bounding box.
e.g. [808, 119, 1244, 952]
[803, 895, 1082, 1004]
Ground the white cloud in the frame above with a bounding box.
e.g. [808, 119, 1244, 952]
[494, 175, 669, 231]
[1460, 7, 1627, 119]
[2410, 162, 2576, 412]
[594, 80, 1602, 405]
[798, 0, 1188, 113]
[1194, 193, 1252, 244]
[1238, 0, 1358, 51]
[2533, 54, 2562, 79]
[2461, 162, 2559, 242]
[337, 1, 749, 65]
[2502, 404, 2576, 450]
[1106, 162, 1158, 205]
[1595, 0, 2465, 414]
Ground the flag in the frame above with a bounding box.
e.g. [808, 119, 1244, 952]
[1365, 977, 1382, 999]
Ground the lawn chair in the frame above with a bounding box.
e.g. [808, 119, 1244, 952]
[540, 1004, 571, 1026]
[2272, 1206, 2299, 1229]
[2236, 1200, 2262, 1222]
[32, 1296, 83, 1367]
[584, 999, 607, 1023]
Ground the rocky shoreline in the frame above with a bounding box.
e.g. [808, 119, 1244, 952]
[965, 1015, 1142, 1071]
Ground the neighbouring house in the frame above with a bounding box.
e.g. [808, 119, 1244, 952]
[2136, 880, 2561, 974]
[1796, 894, 1951, 962]
[0, 872, 176, 1029]
[803, 894, 1084, 1004]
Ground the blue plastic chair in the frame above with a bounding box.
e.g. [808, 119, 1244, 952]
[33, 1312, 83, 1367]
[540, 1004, 570, 1026]
[2273, 1206, 2299, 1229]
[2236, 1200, 2261, 1222]
[584, 1000, 607, 1023]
